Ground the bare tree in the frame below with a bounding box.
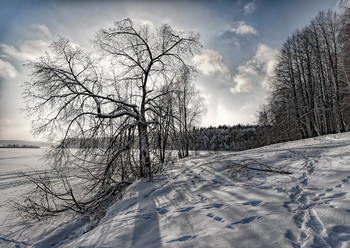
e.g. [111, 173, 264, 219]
[94, 19, 201, 177]
[172, 66, 205, 158]
[19, 19, 201, 218]
[149, 65, 205, 163]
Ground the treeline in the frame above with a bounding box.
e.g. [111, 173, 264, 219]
[258, 7, 350, 144]
[189, 125, 260, 152]
[64, 124, 263, 153]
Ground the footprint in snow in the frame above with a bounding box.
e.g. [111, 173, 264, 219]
[308, 166, 315, 175]
[257, 186, 273, 190]
[166, 235, 197, 243]
[207, 213, 224, 222]
[203, 203, 224, 209]
[156, 208, 169, 215]
[135, 213, 152, 220]
[176, 207, 194, 213]
[226, 216, 261, 229]
[308, 209, 326, 235]
[306, 187, 319, 191]
[284, 229, 299, 245]
[293, 210, 306, 228]
[341, 178, 349, 183]
[212, 179, 223, 184]
[242, 201, 262, 207]
[326, 192, 347, 199]
[224, 183, 235, 187]
[301, 178, 309, 186]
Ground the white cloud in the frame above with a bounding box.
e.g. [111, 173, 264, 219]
[0, 24, 51, 65]
[134, 18, 154, 28]
[0, 59, 17, 79]
[193, 49, 231, 82]
[231, 43, 278, 94]
[193, 45, 278, 95]
[193, 48, 263, 126]
[233, 22, 257, 35]
[27, 24, 52, 40]
[221, 21, 258, 36]
[243, 2, 256, 14]
[1, 40, 49, 63]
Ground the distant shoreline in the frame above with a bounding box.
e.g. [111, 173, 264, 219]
[0, 145, 40, 149]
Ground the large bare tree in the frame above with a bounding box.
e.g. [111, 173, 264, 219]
[20, 19, 201, 218]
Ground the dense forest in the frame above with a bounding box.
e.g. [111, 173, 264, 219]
[64, 124, 262, 152]
[257, 6, 350, 144]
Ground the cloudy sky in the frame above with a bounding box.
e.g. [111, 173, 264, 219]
[0, 0, 338, 141]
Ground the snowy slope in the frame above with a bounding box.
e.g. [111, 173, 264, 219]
[2, 133, 350, 248]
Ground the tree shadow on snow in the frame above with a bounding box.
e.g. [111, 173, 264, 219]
[131, 180, 163, 248]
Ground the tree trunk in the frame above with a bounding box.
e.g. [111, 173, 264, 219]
[138, 122, 151, 178]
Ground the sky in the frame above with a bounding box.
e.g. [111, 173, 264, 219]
[0, 0, 339, 141]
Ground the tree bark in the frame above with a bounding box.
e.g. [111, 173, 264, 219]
[138, 121, 151, 178]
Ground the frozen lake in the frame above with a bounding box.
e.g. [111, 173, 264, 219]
[0, 148, 51, 247]
[0, 148, 48, 172]
[0, 148, 48, 199]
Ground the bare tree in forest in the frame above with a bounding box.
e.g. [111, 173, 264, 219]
[172, 66, 205, 158]
[19, 19, 201, 219]
[259, 9, 350, 144]
[150, 65, 205, 163]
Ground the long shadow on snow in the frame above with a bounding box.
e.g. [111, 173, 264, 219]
[131, 180, 163, 248]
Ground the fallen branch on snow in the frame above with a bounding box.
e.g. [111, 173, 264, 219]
[227, 159, 292, 178]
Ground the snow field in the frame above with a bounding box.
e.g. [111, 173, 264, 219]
[1, 132, 350, 247]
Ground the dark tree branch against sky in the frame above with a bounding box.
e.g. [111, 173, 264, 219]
[0, 0, 338, 141]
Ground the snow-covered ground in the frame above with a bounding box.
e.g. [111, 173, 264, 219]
[1, 132, 350, 247]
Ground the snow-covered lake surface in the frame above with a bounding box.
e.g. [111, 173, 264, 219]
[0, 148, 48, 211]
[1, 133, 350, 247]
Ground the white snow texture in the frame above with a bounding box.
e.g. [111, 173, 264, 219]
[1, 132, 350, 247]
